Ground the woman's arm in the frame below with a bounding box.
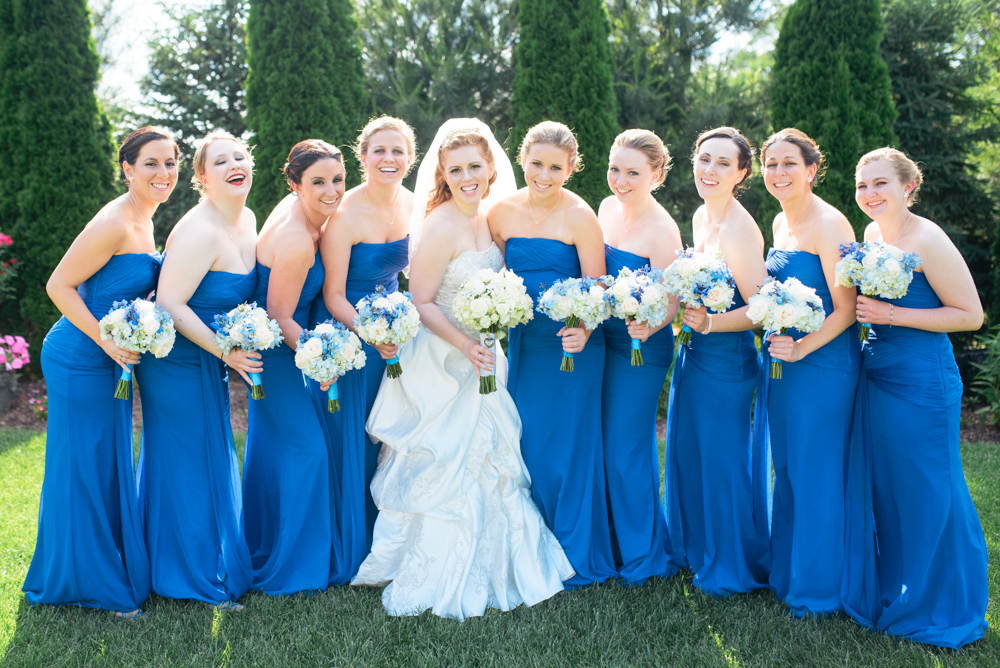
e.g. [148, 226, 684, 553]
[264, 230, 315, 351]
[629, 214, 683, 342]
[559, 206, 606, 353]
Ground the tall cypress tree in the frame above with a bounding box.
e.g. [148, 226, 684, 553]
[245, 0, 369, 220]
[0, 0, 116, 349]
[770, 0, 897, 235]
[511, 0, 620, 209]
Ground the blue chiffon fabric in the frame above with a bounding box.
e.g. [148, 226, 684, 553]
[763, 249, 860, 615]
[310, 237, 408, 582]
[663, 289, 770, 596]
[244, 253, 336, 594]
[136, 268, 257, 604]
[842, 272, 988, 648]
[601, 245, 675, 584]
[23, 253, 160, 612]
[504, 237, 616, 589]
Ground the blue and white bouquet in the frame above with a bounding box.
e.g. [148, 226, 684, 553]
[747, 277, 826, 379]
[536, 277, 611, 372]
[212, 302, 283, 399]
[99, 298, 176, 399]
[453, 268, 535, 393]
[354, 285, 420, 379]
[660, 248, 736, 346]
[295, 320, 366, 412]
[835, 241, 921, 342]
[606, 266, 671, 366]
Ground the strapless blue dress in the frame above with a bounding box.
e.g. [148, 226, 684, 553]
[842, 273, 988, 648]
[504, 237, 616, 589]
[602, 245, 675, 585]
[23, 253, 160, 612]
[764, 248, 860, 615]
[243, 253, 336, 594]
[311, 237, 408, 582]
[663, 289, 769, 596]
[136, 268, 257, 604]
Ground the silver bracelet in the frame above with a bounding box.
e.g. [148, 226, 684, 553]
[889, 304, 894, 326]
[704, 314, 713, 335]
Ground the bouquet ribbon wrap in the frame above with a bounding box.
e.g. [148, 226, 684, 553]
[327, 380, 340, 413]
[386, 354, 402, 379]
[479, 331, 498, 394]
[115, 363, 134, 400]
[678, 323, 693, 347]
[765, 329, 784, 379]
[249, 371, 265, 399]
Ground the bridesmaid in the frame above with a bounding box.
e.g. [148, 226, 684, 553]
[136, 130, 260, 610]
[243, 140, 345, 595]
[663, 126, 770, 596]
[489, 120, 617, 589]
[843, 148, 988, 648]
[315, 116, 414, 579]
[760, 128, 859, 615]
[23, 127, 177, 617]
[597, 129, 682, 585]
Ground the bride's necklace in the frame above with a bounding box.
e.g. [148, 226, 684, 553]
[365, 185, 398, 226]
[528, 191, 561, 225]
[886, 211, 914, 246]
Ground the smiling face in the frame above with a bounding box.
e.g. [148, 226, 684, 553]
[292, 157, 346, 220]
[361, 129, 412, 185]
[607, 146, 660, 202]
[124, 138, 178, 204]
[762, 140, 817, 203]
[855, 159, 914, 221]
[199, 138, 252, 196]
[522, 143, 572, 197]
[443, 144, 492, 207]
[693, 137, 747, 200]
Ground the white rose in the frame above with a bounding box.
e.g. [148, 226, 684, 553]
[620, 296, 640, 315]
[257, 328, 275, 347]
[673, 258, 695, 277]
[469, 298, 489, 318]
[702, 286, 729, 310]
[140, 313, 160, 333]
[314, 323, 336, 335]
[786, 281, 815, 302]
[105, 308, 126, 325]
[479, 316, 492, 329]
[151, 337, 172, 358]
[641, 284, 665, 304]
[588, 285, 606, 301]
[759, 281, 777, 296]
[746, 298, 769, 323]
[775, 303, 799, 329]
[372, 297, 393, 310]
[612, 282, 631, 301]
[370, 325, 387, 341]
[552, 297, 573, 320]
[296, 337, 323, 362]
[861, 253, 880, 270]
[136, 300, 155, 316]
[886, 245, 904, 261]
[341, 344, 356, 362]
[230, 327, 245, 344]
[388, 292, 407, 304]
[348, 332, 363, 349]
[496, 302, 511, 316]
[882, 257, 902, 276]
[464, 278, 486, 295]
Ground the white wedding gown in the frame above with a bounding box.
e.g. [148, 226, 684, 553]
[353, 244, 575, 620]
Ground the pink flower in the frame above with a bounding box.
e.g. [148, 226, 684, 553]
[0, 233, 11, 246]
[4, 335, 12, 345]
[11, 358, 22, 369]
[0, 351, 6, 364]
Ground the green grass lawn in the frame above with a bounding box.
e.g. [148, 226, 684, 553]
[1, 428, 997, 668]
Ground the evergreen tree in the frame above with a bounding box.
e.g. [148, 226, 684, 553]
[770, 0, 897, 236]
[245, 0, 369, 219]
[511, 0, 620, 208]
[0, 0, 116, 352]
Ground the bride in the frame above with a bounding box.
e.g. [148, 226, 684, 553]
[351, 119, 574, 620]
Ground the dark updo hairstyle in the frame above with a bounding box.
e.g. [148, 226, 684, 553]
[692, 126, 755, 196]
[426, 130, 497, 215]
[118, 126, 179, 185]
[761, 127, 826, 187]
[282, 139, 343, 190]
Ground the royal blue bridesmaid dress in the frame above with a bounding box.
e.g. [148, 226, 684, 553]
[504, 237, 617, 589]
[601, 245, 676, 585]
[311, 237, 408, 582]
[136, 268, 257, 605]
[663, 290, 769, 596]
[764, 248, 860, 615]
[243, 253, 335, 594]
[842, 272, 988, 648]
[23, 253, 160, 613]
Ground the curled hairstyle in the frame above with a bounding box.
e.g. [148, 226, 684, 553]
[856, 147, 924, 207]
[426, 131, 497, 215]
[761, 128, 825, 187]
[517, 121, 583, 176]
[191, 130, 253, 197]
[693, 126, 755, 195]
[119, 126, 179, 185]
[283, 139, 343, 190]
[611, 129, 672, 191]
[354, 116, 417, 179]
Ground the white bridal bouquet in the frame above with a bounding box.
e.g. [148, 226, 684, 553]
[747, 277, 826, 379]
[212, 302, 283, 399]
[452, 268, 535, 393]
[605, 266, 671, 366]
[660, 248, 736, 346]
[536, 276, 611, 372]
[354, 285, 420, 379]
[835, 241, 921, 342]
[295, 320, 367, 412]
[99, 298, 176, 399]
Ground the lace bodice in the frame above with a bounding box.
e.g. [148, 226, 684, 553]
[434, 243, 504, 338]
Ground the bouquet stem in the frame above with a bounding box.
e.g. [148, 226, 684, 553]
[630, 337, 644, 366]
[859, 323, 871, 342]
[561, 315, 579, 372]
[249, 371, 265, 400]
[114, 364, 133, 400]
[678, 323, 692, 346]
[770, 359, 783, 380]
[327, 381, 340, 413]
[478, 331, 498, 394]
[386, 354, 403, 379]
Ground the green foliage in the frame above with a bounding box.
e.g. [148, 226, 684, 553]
[511, 0, 620, 209]
[770, 0, 898, 238]
[971, 325, 1000, 424]
[245, 0, 369, 221]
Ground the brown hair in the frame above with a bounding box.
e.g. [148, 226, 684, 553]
[761, 127, 825, 187]
[856, 147, 924, 207]
[354, 116, 417, 179]
[282, 139, 343, 190]
[611, 129, 672, 191]
[119, 126, 179, 185]
[191, 130, 253, 196]
[426, 131, 497, 215]
[693, 126, 755, 195]
[517, 121, 583, 176]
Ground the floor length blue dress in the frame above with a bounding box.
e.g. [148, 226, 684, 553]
[764, 248, 860, 615]
[311, 237, 408, 582]
[842, 272, 988, 648]
[602, 245, 675, 585]
[243, 253, 336, 594]
[504, 237, 617, 589]
[136, 268, 256, 604]
[24, 253, 160, 612]
[663, 291, 770, 596]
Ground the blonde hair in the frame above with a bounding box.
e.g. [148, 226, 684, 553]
[611, 129, 672, 191]
[354, 116, 417, 179]
[191, 130, 253, 197]
[517, 121, 583, 175]
[856, 147, 924, 207]
[425, 131, 497, 215]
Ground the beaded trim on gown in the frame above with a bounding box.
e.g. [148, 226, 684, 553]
[352, 244, 574, 621]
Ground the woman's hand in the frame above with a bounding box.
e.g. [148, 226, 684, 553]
[462, 338, 496, 376]
[222, 348, 264, 386]
[318, 377, 341, 392]
[372, 342, 400, 361]
[766, 333, 805, 363]
[100, 340, 141, 371]
[856, 295, 891, 325]
[558, 325, 590, 354]
[682, 304, 710, 333]
[626, 318, 652, 343]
